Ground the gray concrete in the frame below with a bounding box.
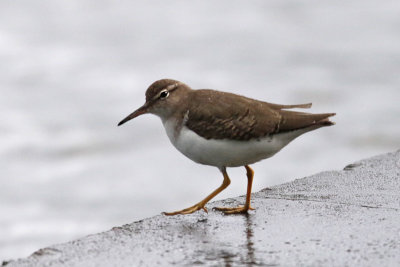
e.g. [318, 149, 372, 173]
[3, 150, 400, 267]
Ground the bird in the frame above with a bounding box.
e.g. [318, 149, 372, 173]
[118, 79, 335, 215]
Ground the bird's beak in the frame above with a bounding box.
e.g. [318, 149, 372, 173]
[118, 104, 148, 126]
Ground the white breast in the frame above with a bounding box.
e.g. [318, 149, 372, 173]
[162, 117, 307, 168]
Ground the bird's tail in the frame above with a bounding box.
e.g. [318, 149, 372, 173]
[279, 111, 336, 132]
[266, 102, 313, 110]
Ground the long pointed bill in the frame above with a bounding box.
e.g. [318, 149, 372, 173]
[118, 104, 148, 126]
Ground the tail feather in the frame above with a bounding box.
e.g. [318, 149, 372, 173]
[318, 116, 336, 126]
[266, 102, 312, 110]
[278, 111, 336, 133]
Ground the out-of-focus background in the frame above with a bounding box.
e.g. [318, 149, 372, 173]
[1, 0, 399, 261]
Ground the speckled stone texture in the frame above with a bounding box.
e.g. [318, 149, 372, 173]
[4, 150, 400, 267]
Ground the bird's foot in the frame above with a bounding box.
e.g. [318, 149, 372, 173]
[213, 205, 254, 215]
[163, 203, 208, 216]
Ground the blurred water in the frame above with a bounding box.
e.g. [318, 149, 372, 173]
[1, 0, 400, 261]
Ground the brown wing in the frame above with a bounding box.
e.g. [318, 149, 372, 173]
[185, 89, 335, 141]
[265, 102, 312, 109]
[277, 110, 335, 132]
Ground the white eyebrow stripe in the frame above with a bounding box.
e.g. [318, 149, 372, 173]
[152, 83, 180, 100]
[165, 83, 179, 91]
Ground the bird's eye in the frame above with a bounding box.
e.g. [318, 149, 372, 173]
[159, 90, 169, 99]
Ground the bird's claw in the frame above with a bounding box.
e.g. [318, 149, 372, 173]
[213, 205, 254, 214]
[163, 203, 208, 216]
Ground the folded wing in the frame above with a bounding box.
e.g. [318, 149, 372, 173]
[185, 90, 335, 141]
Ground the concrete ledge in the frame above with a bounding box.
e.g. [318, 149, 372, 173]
[4, 150, 400, 266]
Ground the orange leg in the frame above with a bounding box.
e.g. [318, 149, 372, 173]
[163, 167, 231, 216]
[214, 165, 255, 214]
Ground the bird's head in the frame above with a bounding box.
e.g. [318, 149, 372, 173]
[118, 79, 189, 126]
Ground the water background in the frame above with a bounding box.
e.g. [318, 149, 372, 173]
[1, 0, 399, 261]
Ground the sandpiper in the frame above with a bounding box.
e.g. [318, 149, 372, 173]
[118, 79, 335, 215]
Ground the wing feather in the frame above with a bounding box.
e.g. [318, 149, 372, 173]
[185, 89, 335, 141]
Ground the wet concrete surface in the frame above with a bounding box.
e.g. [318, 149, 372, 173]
[3, 150, 400, 266]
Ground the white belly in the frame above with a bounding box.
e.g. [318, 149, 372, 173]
[163, 118, 306, 168]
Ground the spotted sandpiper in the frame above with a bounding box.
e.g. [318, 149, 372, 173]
[118, 79, 335, 215]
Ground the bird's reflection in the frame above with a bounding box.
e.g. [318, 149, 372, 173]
[221, 213, 261, 267]
[244, 213, 257, 266]
[186, 210, 266, 266]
